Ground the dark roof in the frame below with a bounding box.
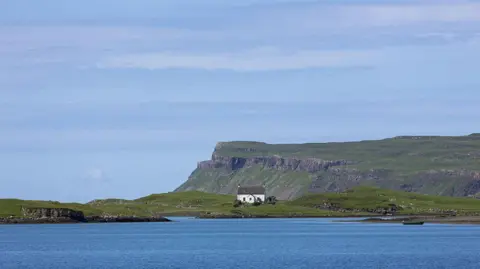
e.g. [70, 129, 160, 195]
[237, 186, 265, 195]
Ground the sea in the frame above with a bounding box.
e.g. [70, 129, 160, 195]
[1, 217, 480, 269]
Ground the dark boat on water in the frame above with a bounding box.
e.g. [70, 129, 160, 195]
[402, 220, 425, 225]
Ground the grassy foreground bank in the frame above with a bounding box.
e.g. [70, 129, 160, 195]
[2, 187, 480, 219]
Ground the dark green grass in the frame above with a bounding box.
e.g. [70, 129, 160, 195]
[289, 186, 480, 214]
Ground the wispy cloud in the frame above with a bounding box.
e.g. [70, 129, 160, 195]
[97, 36, 480, 71]
[333, 2, 480, 27]
[2, 2, 480, 73]
[232, 2, 480, 36]
[97, 47, 379, 71]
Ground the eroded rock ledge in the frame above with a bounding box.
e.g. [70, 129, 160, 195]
[22, 207, 86, 222]
[0, 207, 171, 224]
[198, 153, 356, 173]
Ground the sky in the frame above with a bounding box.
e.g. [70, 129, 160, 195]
[1, 0, 480, 202]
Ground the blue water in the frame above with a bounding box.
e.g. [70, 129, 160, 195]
[1, 218, 480, 268]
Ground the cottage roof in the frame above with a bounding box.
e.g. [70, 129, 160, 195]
[237, 185, 265, 195]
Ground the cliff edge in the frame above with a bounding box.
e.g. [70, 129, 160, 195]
[175, 135, 480, 200]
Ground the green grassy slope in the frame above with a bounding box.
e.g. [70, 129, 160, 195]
[89, 191, 339, 217]
[180, 165, 312, 200]
[178, 134, 480, 199]
[215, 135, 480, 171]
[0, 192, 339, 218]
[289, 186, 480, 215]
[4, 187, 480, 219]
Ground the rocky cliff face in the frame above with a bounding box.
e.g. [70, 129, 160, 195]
[0, 207, 172, 224]
[308, 168, 480, 197]
[198, 153, 355, 173]
[175, 137, 480, 200]
[21, 207, 86, 221]
[177, 146, 363, 200]
[0, 207, 89, 224]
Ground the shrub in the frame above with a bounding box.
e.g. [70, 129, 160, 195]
[233, 199, 242, 208]
[265, 196, 277, 205]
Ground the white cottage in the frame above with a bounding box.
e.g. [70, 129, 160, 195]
[236, 185, 266, 203]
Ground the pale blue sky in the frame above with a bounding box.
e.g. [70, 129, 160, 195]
[1, 0, 480, 202]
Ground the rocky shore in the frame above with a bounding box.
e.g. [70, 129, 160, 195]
[0, 217, 85, 224]
[0, 216, 172, 224]
[85, 216, 171, 223]
[197, 212, 373, 219]
[0, 207, 171, 224]
[338, 215, 480, 225]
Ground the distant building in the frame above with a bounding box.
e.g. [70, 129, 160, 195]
[236, 185, 266, 203]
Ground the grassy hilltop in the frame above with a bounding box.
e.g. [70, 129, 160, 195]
[0, 191, 340, 218]
[214, 134, 480, 171]
[176, 134, 480, 199]
[3, 187, 480, 219]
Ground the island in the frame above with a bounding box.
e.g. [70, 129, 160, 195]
[3, 134, 480, 224]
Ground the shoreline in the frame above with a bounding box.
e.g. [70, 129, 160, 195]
[0, 216, 172, 225]
[335, 215, 480, 225]
[196, 214, 374, 219]
[196, 213, 480, 225]
[4, 213, 480, 225]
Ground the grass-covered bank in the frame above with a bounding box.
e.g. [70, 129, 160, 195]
[3, 187, 480, 221]
[289, 186, 480, 215]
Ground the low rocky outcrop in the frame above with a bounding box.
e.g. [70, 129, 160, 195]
[0, 207, 89, 224]
[86, 215, 171, 223]
[21, 207, 87, 222]
[197, 212, 341, 219]
[0, 217, 81, 224]
[0, 207, 171, 224]
[314, 202, 400, 215]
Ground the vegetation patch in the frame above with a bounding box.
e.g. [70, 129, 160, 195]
[289, 186, 480, 215]
[4, 187, 480, 219]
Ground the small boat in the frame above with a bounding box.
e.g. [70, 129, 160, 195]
[402, 220, 425, 225]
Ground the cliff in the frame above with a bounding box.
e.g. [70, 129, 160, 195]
[175, 134, 480, 200]
[22, 207, 87, 222]
[0, 206, 171, 224]
[0, 207, 87, 224]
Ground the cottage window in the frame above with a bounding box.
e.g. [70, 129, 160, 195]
[243, 197, 246, 202]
